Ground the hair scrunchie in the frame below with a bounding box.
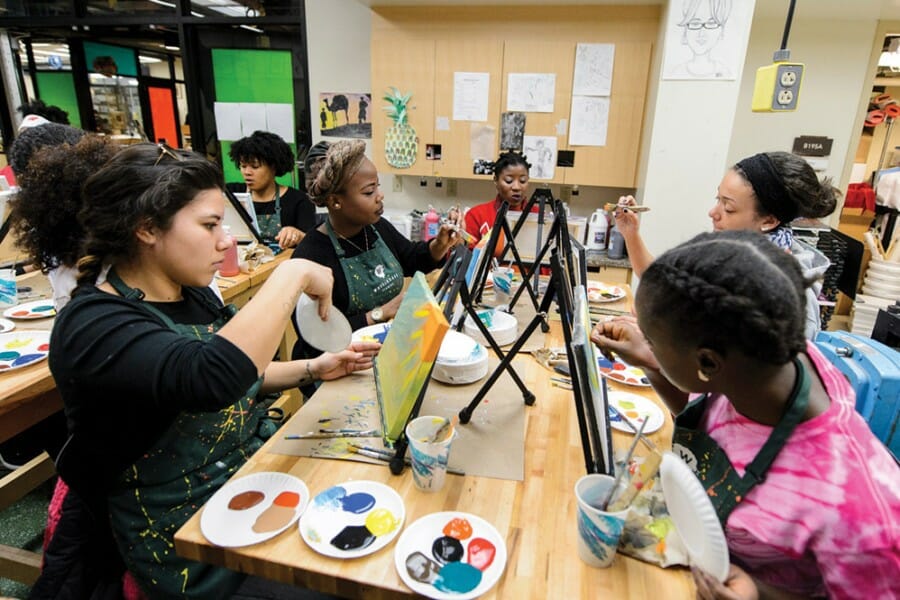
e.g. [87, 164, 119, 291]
[735, 153, 797, 224]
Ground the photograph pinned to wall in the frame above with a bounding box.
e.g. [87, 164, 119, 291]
[425, 144, 442, 160]
[500, 112, 526, 151]
[522, 135, 557, 180]
[320, 92, 372, 138]
[472, 159, 495, 176]
[661, 0, 753, 80]
[569, 96, 609, 147]
[507, 73, 556, 113]
[573, 43, 615, 96]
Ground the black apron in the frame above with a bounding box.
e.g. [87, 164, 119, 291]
[255, 186, 282, 243]
[671, 357, 811, 524]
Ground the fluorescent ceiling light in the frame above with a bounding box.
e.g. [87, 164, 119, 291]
[148, 0, 176, 7]
[240, 25, 263, 33]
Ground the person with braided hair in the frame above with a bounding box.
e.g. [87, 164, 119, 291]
[464, 151, 533, 245]
[591, 231, 899, 600]
[291, 139, 461, 364]
[615, 151, 837, 338]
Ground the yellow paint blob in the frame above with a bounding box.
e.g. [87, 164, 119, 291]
[365, 508, 399, 536]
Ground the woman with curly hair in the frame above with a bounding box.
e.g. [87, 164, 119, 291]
[226, 130, 316, 249]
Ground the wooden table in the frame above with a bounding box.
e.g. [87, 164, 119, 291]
[174, 290, 695, 599]
[0, 253, 292, 583]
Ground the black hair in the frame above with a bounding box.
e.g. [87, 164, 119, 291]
[637, 230, 810, 365]
[8, 123, 85, 174]
[76, 143, 224, 288]
[8, 135, 119, 272]
[492, 152, 530, 180]
[228, 130, 295, 177]
[17, 99, 70, 125]
[734, 151, 839, 221]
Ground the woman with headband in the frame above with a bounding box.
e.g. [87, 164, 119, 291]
[615, 151, 837, 337]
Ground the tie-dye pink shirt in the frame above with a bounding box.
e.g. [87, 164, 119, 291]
[695, 342, 900, 598]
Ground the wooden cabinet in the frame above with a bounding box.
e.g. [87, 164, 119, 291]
[371, 5, 660, 187]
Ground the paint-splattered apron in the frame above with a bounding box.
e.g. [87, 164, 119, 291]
[255, 186, 282, 243]
[671, 357, 810, 524]
[104, 271, 279, 598]
[326, 220, 403, 316]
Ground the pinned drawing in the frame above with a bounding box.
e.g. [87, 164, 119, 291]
[500, 112, 526, 152]
[320, 92, 372, 138]
[573, 43, 615, 96]
[507, 73, 556, 113]
[373, 272, 449, 445]
[382, 87, 418, 168]
[522, 135, 556, 180]
[662, 0, 752, 80]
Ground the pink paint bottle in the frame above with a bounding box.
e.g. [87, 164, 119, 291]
[424, 206, 440, 241]
[220, 225, 241, 277]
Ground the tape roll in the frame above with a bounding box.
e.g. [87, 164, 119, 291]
[884, 104, 900, 118]
[875, 93, 893, 106]
[866, 109, 886, 126]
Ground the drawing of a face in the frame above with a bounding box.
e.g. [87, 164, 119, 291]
[679, 0, 730, 57]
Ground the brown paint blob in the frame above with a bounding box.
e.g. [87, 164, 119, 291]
[252, 505, 295, 533]
[228, 490, 265, 511]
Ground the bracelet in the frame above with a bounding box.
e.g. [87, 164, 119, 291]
[305, 361, 316, 382]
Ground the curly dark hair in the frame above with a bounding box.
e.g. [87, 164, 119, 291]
[637, 230, 810, 365]
[734, 151, 839, 221]
[76, 143, 225, 288]
[8, 123, 85, 174]
[228, 130, 295, 177]
[8, 135, 118, 272]
[17, 99, 70, 125]
[493, 151, 530, 180]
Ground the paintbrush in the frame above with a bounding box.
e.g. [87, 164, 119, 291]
[608, 404, 658, 453]
[600, 417, 647, 510]
[604, 202, 650, 213]
[347, 444, 466, 476]
[429, 415, 459, 443]
[285, 428, 378, 440]
[607, 449, 663, 512]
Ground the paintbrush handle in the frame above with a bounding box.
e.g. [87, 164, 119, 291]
[604, 203, 650, 213]
[607, 450, 663, 512]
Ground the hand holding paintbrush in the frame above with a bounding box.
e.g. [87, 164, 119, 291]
[604, 202, 650, 213]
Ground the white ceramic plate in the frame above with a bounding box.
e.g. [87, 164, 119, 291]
[3, 299, 56, 320]
[660, 453, 730, 582]
[295, 293, 353, 353]
[352, 323, 392, 344]
[607, 392, 665, 434]
[0, 317, 14, 333]
[597, 355, 651, 387]
[0, 330, 50, 373]
[200, 472, 309, 548]
[394, 511, 507, 600]
[299, 480, 405, 559]
[586, 282, 626, 303]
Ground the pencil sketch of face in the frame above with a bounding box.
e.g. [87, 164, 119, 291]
[679, 0, 731, 57]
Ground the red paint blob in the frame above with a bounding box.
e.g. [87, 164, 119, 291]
[467, 537, 496, 571]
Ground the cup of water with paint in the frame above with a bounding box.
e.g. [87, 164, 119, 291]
[406, 415, 457, 493]
[574, 474, 629, 568]
[491, 266, 513, 307]
[0, 268, 16, 309]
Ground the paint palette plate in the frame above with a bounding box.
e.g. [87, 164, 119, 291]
[607, 392, 665, 434]
[394, 511, 507, 600]
[660, 453, 730, 583]
[0, 330, 50, 373]
[597, 355, 651, 387]
[299, 480, 405, 559]
[586, 282, 626, 303]
[3, 299, 56, 320]
[352, 323, 392, 344]
[0, 318, 14, 333]
[200, 471, 310, 548]
[295, 293, 353, 353]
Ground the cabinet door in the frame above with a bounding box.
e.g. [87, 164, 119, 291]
[371, 38, 435, 177]
[562, 42, 652, 188]
[432, 40, 504, 180]
[501, 40, 574, 186]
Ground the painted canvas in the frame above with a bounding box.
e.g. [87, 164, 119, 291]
[319, 92, 372, 139]
[374, 272, 450, 446]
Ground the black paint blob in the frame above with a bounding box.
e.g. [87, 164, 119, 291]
[431, 536, 464, 564]
[330, 525, 376, 551]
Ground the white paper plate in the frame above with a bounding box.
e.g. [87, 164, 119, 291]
[200, 472, 310, 548]
[597, 355, 651, 387]
[607, 392, 665, 434]
[394, 511, 507, 600]
[0, 330, 50, 373]
[295, 293, 353, 353]
[299, 480, 404, 559]
[587, 282, 626, 303]
[660, 453, 730, 582]
[0, 317, 14, 333]
[352, 323, 392, 344]
[3, 299, 56, 320]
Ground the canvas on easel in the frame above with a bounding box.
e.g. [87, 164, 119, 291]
[374, 272, 450, 447]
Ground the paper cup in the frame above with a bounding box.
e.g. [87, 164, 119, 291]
[406, 416, 456, 493]
[574, 474, 629, 568]
[492, 267, 513, 306]
[0, 269, 16, 309]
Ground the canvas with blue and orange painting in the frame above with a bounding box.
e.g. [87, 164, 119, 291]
[374, 272, 450, 446]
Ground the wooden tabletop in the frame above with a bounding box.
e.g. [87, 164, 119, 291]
[174, 289, 695, 599]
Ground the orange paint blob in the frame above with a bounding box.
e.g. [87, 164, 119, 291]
[443, 517, 473, 540]
[273, 491, 300, 507]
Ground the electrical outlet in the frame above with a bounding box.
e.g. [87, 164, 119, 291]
[752, 62, 803, 112]
[392, 176, 403, 193]
[776, 89, 793, 106]
[780, 69, 797, 87]
[446, 178, 457, 197]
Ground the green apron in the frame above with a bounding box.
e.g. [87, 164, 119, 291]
[104, 270, 280, 598]
[672, 357, 810, 524]
[326, 220, 404, 316]
[255, 186, 282, 243]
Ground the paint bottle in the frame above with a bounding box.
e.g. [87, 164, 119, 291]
[220, 225, 241, 276]
[607, 222, 627, 260]
[586, 208, 609, 253]
[424, 205, 440, 241]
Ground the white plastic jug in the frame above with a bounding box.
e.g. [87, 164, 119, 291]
[586, 209, 609, 252]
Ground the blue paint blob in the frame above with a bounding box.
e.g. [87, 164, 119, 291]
[330, 524, 375, 551]
[11, 353, 42, 367]
[0, 351, 20, 361]
[314, 485, 346, 509]
[33, 304, 54, 312]
[340, 492, 375, 514]
[431, 535, 464, 564]
[434, 562, 482, 594]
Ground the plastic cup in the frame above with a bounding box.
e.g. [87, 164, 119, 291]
[0, 268, 16, 309]
[492, 267, 513, 306]
[574, 474, 629, 568]
[405, 416, 457, 493]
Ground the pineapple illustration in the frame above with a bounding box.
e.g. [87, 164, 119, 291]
[382, 87, 418, 168]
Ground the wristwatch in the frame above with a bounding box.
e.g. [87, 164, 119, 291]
[371, 306, 385, 323]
